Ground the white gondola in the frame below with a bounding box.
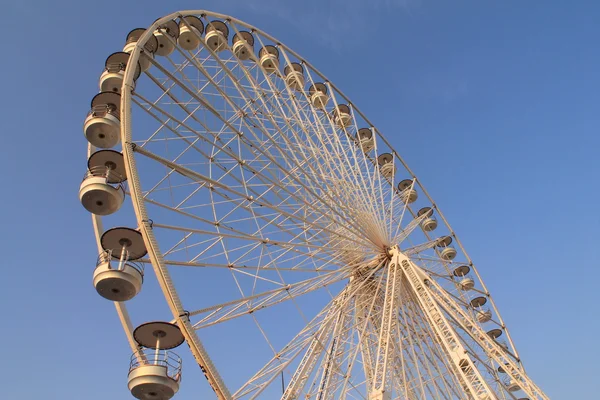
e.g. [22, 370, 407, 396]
[308, 83, 329, 109]
[205, 20, 229, 52]
[232, 31, 254, 60]
[129, 322, 184, 400]
[123, 28, 159, 72]
[93, 250, 143, 301]
[398, 179, 418, 203]
[284, 63, 305, 91]
[99, 52, 141, 93]
[378, 153, 396, 178]
[436, 235, 457, 260]
[259, 45, 279, 73]
[459, 277, 475, 290]
[154, 20, 180, 57]
[95, 227, 147, 301]
[332, 104, 352, 129]
[506, 380, 521, 392]
[418, 207, 438, 231]
[83, 91, 121, 149]
[79, 150, 126, 215]
[178, 16, 204, 50]
[356, 128, 374, 152]
[476, 308, 492, 323]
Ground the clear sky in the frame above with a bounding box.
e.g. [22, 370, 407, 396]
[1, 0, 598, 398]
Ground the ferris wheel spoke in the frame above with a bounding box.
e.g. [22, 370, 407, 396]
[132, 134, 369, 249]
[400, 287, 465, 398]
[284, 291, 354, 400]
[133, 144, 377, 253]
[233, 292, 344, 399]
[234, 258, 386, 399]
[152, 223, 370, 263]
[143, 258, 335, 272]
[175, 42, 385, 242]
[356, 279, 413, 398]
[138, 65, 380, 252]
[389, 180, 417, 242]
[260, 75, 379, 229]
[189, 264, 359, 330]
[402, 239, 441, 256]
[394, 211, 431, 246]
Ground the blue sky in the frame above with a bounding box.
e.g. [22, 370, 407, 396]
[1, 0, 598, 398]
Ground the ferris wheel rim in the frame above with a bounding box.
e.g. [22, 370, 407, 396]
[105, 9, 533, 398]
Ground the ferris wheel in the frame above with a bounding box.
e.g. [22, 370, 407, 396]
[79, 10, 549, 400]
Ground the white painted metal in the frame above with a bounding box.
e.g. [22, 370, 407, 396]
[83, 10, 550, 400]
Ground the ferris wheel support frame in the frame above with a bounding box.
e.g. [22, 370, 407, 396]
[393, 248, 549, 400]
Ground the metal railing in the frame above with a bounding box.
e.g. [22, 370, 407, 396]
[87, 104, 120, 120]
[96, 249, 144, 276]
[83, 166, 125, 184]
[129, 349, 182, 382]
[105, 61, 127, 74]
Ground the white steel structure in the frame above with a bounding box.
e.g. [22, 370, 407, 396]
[81, 10, 548, 400]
